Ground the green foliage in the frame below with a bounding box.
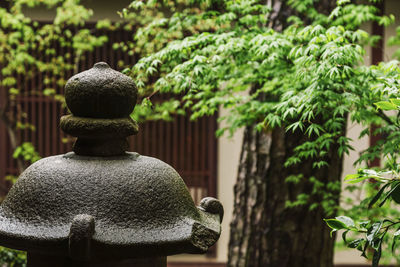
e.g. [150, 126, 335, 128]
[330, 92, 400, 265]
[0, 247, 26, 267]
[0, 0, 109, 145]
[0, 0, 109, 167]
[0, 0, 107, 83]
[125, 0, 390, 216]
[127, 0, 387, 143]
[131, 97, 185, 122]
[12, 142, 41, 164]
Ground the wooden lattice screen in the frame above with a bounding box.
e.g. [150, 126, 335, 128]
[0, 27, 218, 208]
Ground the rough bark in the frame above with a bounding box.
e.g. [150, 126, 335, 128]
[228, 125, 344, 267]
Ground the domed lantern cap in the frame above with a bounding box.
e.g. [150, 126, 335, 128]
[65, 62, 137, 118]
[0, 63, 223, 262]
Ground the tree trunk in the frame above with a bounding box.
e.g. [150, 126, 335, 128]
[227, 0, 341, 266]
[228, 125, 344, 267]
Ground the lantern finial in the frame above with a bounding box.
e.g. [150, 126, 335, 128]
[60, 62, 138, 156]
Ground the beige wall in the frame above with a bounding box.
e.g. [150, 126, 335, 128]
[215, 112, 244, 262]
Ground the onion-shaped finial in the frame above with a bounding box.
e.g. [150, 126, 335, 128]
[60, 62, 139, 156]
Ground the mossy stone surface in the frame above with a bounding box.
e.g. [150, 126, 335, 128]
[0, 153, 223, 260]
[65, 62, 137, 119]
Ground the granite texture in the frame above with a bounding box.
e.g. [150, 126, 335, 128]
[62, 62, 139, 156]
[60, 115, 139, 139]
[0, 152, 222, 260]
[65, 62, 137, 119]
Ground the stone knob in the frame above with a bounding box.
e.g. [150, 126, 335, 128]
[65, 62, 137, 118]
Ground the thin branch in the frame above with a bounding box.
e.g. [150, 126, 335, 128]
[377, 109, 396, 126]
[146, 89, 160, 101]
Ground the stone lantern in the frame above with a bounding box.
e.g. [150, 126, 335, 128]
[0, 62, 223, 266]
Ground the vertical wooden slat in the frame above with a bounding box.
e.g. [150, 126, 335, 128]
[115, 30, 122, 69]
[152, 122, 156, 157]
[179, 116, 185, 175]
[158, 120, 164, 161]
[0, 120, 6, 189]
[187, 117, 192, 183]
[201, 117, 207, 196]
[44, 95, 51, 157]
[165, 119, 171, 165]
[173, 114, 179, 171]
[64, 37, 73, 152]
[144, 122, 150, 155]
[37, 70, 44, 156]
[88, 45, 94, 69]
[51, 71, 58, 156]
[59, 41, 66, 153]
[0, 79, 7, 188]
[16, 73, 22, 163]
[208, 115, 218, 198]
[31, 76, 37, 150]
[193, 118, 199, 204]
[24, 78, 29, 143]
[44, 50, 51, 157]
[110, 31, 115, 69]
